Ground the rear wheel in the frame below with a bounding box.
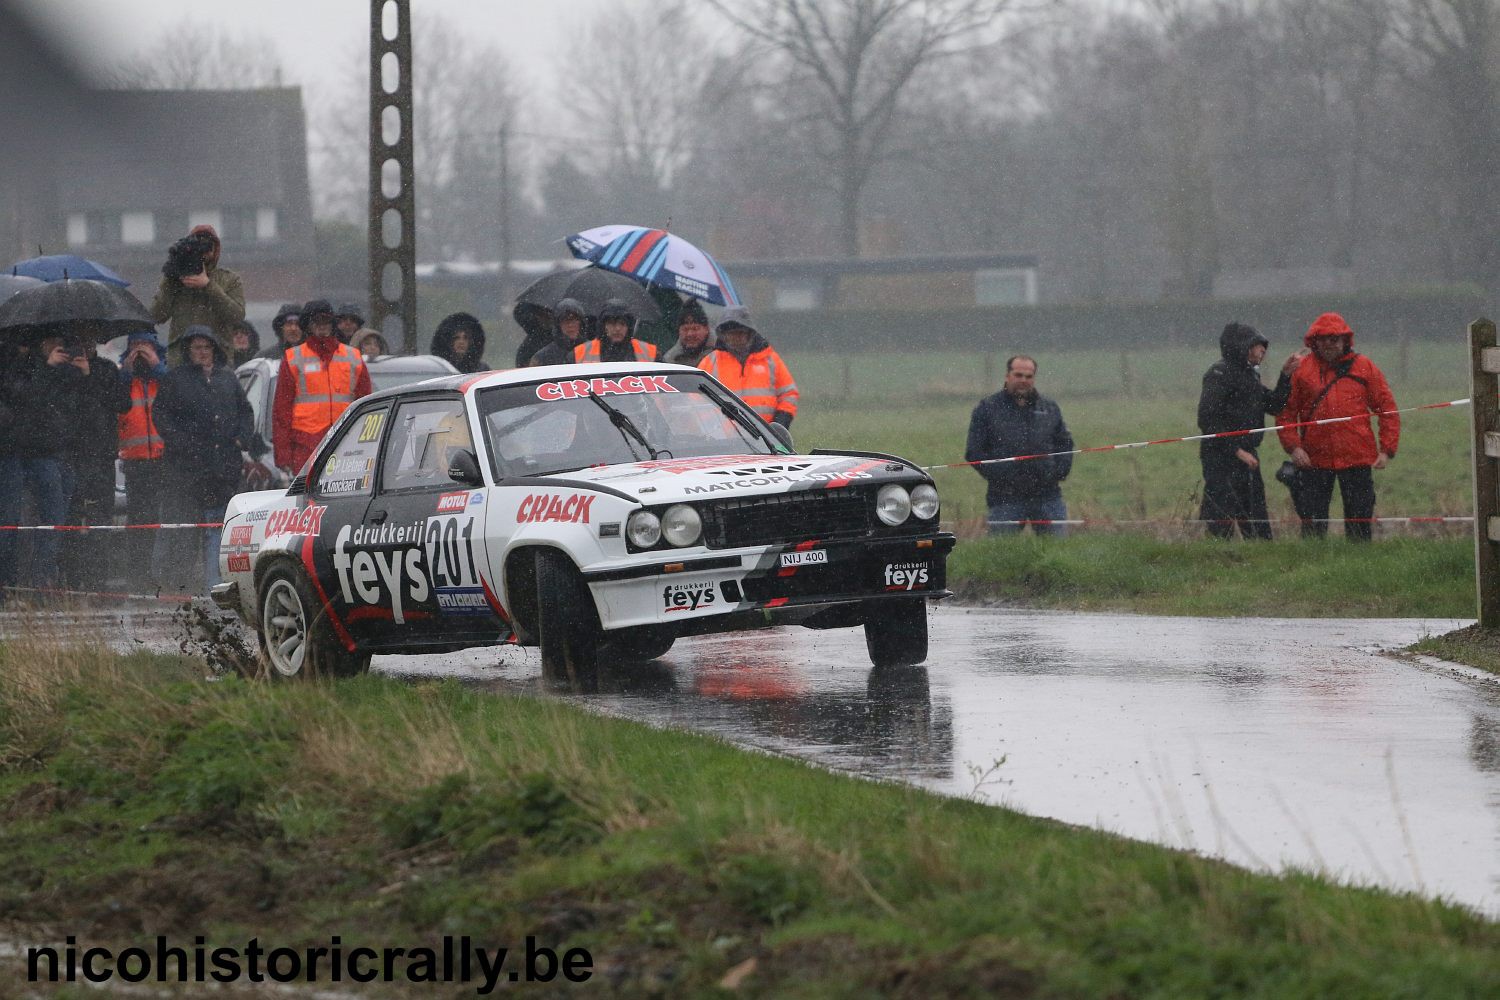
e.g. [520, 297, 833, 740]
[863, 598, 929, 668]
[535, 550, 600, 690]
[257, 566, 369, 680]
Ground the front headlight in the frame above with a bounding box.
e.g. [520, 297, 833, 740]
[875, 484, 912, 526]
[627, 510, 662, 548]
[910, 483, 940, 520]
[660, 504, 702, 547]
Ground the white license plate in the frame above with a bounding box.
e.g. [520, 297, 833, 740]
[780, 549, 828, 568]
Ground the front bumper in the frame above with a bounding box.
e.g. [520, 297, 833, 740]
[581, 532, 956, 631]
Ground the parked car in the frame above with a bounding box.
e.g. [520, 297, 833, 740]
[211, 363, 954, 683]
[115, 353, 460, 510]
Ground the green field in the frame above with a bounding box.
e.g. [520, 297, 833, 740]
[787, 345, 1475, 531]
[1, 643, 1495, 996]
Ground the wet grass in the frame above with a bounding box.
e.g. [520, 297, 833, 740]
[1, 637, 1496, 996]
[949, 535, 1475, 618]
[1409, 623, 1500, 676]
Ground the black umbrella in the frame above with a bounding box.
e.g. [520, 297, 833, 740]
[0, 278, 155, 341]
[0, 274, 44, 302]
[512, 266, 663, 334]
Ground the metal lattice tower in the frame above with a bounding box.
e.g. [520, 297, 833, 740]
[368, 0, 417, 353]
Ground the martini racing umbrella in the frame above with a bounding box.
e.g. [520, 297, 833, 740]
[565, 225, 741, 307]
[0, 274, 44, 302]
[10, 253, 130, 287]
[0, 278, 155, 341]
[512, 265, 662, 334]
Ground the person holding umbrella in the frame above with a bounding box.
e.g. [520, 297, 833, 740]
[663, 299, 717, 367]
[575, 299, 658, 363]
[0, 332, 86, 595]
[59, 322, 130, 590]
[528, 298, 588, 368]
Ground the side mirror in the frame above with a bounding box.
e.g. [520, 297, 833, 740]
[768, 421, 795, 453]
[447, 448, 484, 487]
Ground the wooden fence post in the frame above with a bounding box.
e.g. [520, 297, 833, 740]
[1468, 317, 1500, 627]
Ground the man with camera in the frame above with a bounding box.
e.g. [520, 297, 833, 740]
[149, 224, 245, 363]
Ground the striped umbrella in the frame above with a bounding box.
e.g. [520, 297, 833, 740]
[565, 225, 741, 307]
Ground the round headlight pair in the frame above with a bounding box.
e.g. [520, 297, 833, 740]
[876, 483, 941, 526]
[627, 505, 702, 549]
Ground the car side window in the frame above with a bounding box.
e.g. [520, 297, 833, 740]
[312, 405, 389, 499]
[380, 397, 474, 493]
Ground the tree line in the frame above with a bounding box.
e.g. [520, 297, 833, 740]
[111, 0, 1500, 305]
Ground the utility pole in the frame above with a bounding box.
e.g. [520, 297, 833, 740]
[368, 0, 417, 353]
[1468, 317, 1500, 626]
[497, 122, 512, 314]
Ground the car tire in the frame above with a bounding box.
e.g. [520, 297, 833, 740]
[535, 550, 600, 690]
[863, 598, 929, 668]
[606, 630, 675, 662]
[257, 565, 370, 680]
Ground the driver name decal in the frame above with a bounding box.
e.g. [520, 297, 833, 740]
[535, 374, 678, 401]
[516, 493, 594, 524]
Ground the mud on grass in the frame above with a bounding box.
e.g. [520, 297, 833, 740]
[1, 647, 1497, 997]
[1409, 623, 1500, 677]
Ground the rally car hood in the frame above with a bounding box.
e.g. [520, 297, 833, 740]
[529, 452, 924, 503]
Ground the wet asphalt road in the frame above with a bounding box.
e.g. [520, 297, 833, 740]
[7, 603, 1497, 916]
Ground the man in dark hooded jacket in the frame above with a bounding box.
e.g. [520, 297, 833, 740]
[430, 312, 488, 373]
[228, 319, 260, 367]
[663, 299, 717, 367]
[528, 298, 587, 368]
[1196, 322, 1303, 539]
[154, 326, 260, 591]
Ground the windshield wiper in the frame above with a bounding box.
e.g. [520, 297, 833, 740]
[586, 390, 662, 461]
[699, 387, 773, 453]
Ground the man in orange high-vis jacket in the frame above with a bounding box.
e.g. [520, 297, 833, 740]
[697, 306, 797, 427]
[117, 330, 170, 587]
[272, 299, 372, 474]
[574, 298, 658, 363]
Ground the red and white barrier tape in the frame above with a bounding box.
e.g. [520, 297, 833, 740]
[974, 516, 1472, 527]
[925, 397, 1468, 471]
[0, 522, 223, 532]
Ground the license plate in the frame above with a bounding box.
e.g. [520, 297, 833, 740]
[780, 549, 827, 568]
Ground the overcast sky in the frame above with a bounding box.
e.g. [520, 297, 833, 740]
[15, 0, 621, 106]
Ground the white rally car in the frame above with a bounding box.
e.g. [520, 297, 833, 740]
[211, 363, 955, 682]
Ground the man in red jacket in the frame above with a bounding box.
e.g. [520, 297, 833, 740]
[1277, 312, 1399, 541]
[272, 299, 372, 475]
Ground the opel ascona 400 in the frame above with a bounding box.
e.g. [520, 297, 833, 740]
[212, 363, 955, 682]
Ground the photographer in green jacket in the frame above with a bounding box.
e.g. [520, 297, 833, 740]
[149, 224, 245, 363]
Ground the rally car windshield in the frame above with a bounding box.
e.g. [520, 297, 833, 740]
[477, 371, 779, 479]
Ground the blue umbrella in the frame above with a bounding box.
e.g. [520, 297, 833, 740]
[11, 254, 130, 287]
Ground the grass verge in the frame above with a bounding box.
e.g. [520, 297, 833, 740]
[949, 534, 1475, 618]
[0, 640, 1495, 997]
[1409, 624, 1500, 677]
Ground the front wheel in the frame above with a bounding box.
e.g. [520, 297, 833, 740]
[863, 598, 929, 668]
[535, 550, 600, 690]
[257, 566, 369, 680]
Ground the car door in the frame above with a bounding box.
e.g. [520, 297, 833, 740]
[302, 400, 391, 647]
[363, 393, 507, 646]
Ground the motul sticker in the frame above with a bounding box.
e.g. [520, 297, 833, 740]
[883, 561, 930, 591]
[780, 549, 827, 568]
[437, 492, 468, 513]
[516, 493, 594, 524]
[663, 580, 717, 613]
[265, 505, 327, 538]
[535, 374, 678, 401]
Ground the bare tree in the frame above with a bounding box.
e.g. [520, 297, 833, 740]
[706, 0, 1034, 256]
[108, 21, 286, 89]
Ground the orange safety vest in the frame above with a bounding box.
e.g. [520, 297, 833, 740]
[288, 342, 365, 436]
[117, 379, 164, 460]
[573, 338, 658, 363]
[698, 346, 799, 422]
